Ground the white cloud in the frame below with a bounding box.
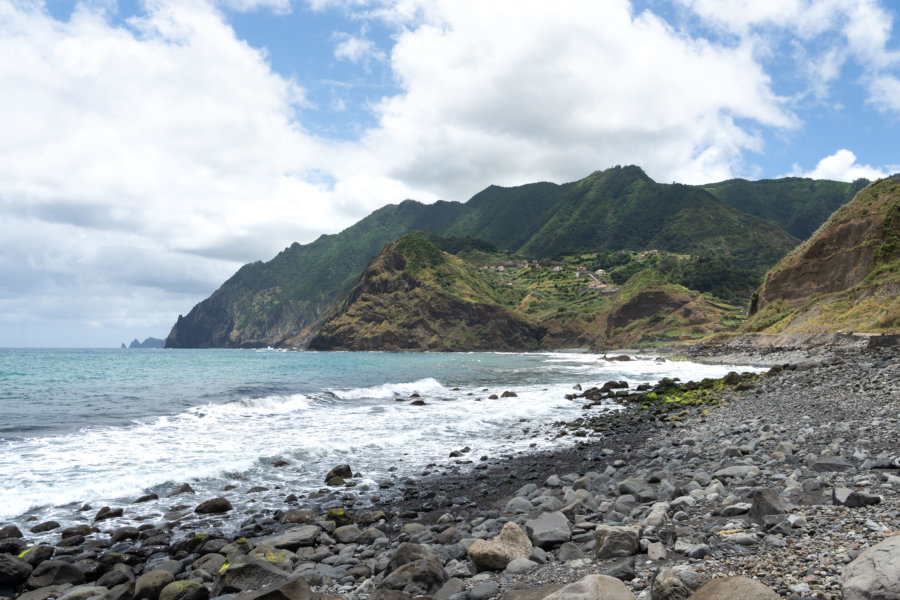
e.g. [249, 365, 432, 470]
[217, 0, 292, 14]
[787, 149, 891, 181]
[677, 0, 900, 114]
[335, 0, 795, 198]
[868, 74, 900, 113]
[333, 32, 386, 65]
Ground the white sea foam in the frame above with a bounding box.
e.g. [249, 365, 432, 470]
[0, 353, 763, 529]
[333, 377, 445, 400]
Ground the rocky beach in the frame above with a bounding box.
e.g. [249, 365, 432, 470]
[1, 336, 898, 600]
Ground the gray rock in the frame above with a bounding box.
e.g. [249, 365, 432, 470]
[325, 464, 352, 483]
[387, 543, 435, 574]
[434, 578, 465, 600]
[601, 556, 636, 581]
[56, 585, 108, 600]
[333, 524, 362, 544]
[748, 488, 791, 524]
[504, 558, 538, 574]
[194, 497, 233, 514]
[0, 554, 33, 587]
[841, 535, 900, 600]
[652, 567, 709, 600]
[259, 525, 321, 551]
[167, 483, 195, 497]
[543, 574, 634, 600]
[810, 456, 855, 472]
[0, 525, 23, 539]
[712, 466, 752, 480]
[158, 581, 210, 600]
[687, 576, 779, 599]
[505, 496, 534, 514]
[18, 586, 73, 600]
[248, 545, 294, 573]
[557, 542, 584, 562]
[647, 541, 667, 561]
[192, 554, 225, 576]
[26, 561, 85, 590]
[470, 580, 501, 600]
[212, 558, 290, 597]
[30, 522, 60, 534]
[380, 557, 447, 596]
[524, 511, 571, 549]
[720, 503, 751, 517]
[594, 525, 640, 559]
[833, 487, 882, 508]
[134, 570, 175, 600]
[233, 577, 310, 600]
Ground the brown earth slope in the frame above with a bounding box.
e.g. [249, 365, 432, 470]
[747, 176, 900, 333]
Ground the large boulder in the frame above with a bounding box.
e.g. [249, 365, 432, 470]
[26, 561, 85, 589]
[841, 536, 900, 600]
[543, 574, 635, 600]
[0, 525, 23, 539]
[194, 497, 233, 514]
[524, 512, 571, 549]
[687, 577, 779, 599]
[134, 570, 175, 600]
[56, 585, 109, 600]
[387, 543, 435, 574]
[380, 558, 448, 596]
[748, 488, 790, 524]
[468, 522, 533, 571]
[159, 581, 210, 600]
[325, 465, 352, 485]
[595, 525, 641, 559]
[212, 557, 290, 597]
[233, 578, 311, 600]
[651, 568, 710, 600]
[0, 554, 33, 588]
[259, 525, 321, 551]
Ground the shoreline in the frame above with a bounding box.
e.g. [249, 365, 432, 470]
[2, 340, 898, 600]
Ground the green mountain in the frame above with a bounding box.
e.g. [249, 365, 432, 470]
[746, 175, 900, 333]
[309, 235, 739, 351]
[166, 166, 851, 349]
[308, 234, 543, 351]
[703, 176, 867, 240]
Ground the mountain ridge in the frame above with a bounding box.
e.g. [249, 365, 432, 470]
[166, 166, 864, 349]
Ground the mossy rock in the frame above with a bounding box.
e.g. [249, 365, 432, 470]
[326, 508, 352, 526]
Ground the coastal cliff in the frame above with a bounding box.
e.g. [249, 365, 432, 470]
[748, 175, 900, 333]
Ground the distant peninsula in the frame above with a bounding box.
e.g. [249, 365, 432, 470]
[122, 337, 165, 349]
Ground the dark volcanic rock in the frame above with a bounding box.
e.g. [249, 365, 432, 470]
[26, 561, 85, 589]
[194, 497, 233, 514]
[0, 554, 33, 588]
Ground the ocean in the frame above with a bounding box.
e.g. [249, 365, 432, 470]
[0, 348, 758, 536]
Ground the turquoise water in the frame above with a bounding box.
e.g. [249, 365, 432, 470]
[0, 348, 758, 533]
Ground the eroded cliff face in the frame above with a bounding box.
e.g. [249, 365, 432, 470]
[756, 217, 880, 308]
[308, 241, 543, 352]
[749, 177, 900, 333]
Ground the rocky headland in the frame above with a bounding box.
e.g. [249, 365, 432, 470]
[1, 338, 898, 600]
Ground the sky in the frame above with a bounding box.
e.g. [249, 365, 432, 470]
[1, 0, 899, 347]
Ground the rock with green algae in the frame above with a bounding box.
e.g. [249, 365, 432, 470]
[159, 580, 209, 600]
[326, 507, 352, 526]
